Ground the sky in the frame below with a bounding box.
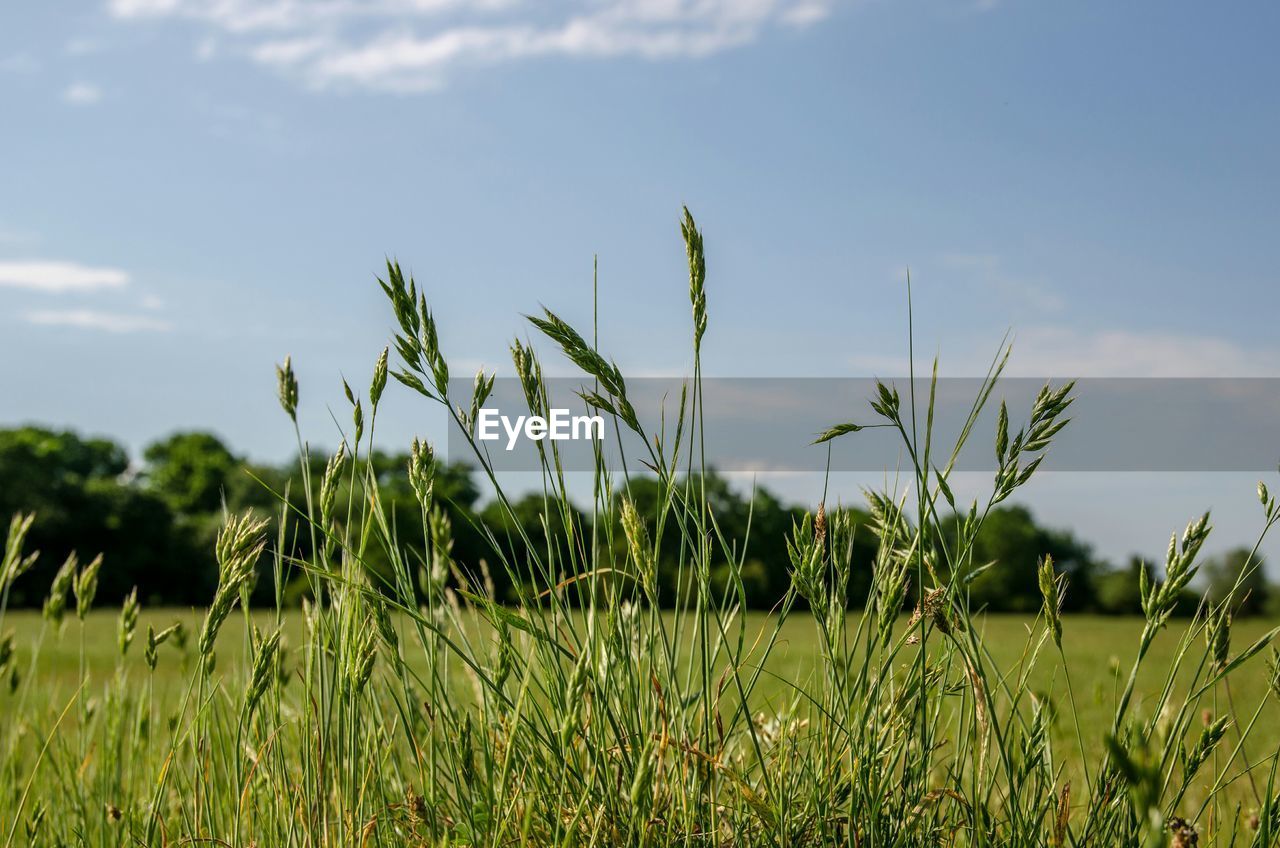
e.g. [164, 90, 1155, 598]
[2, 0, 1279, 568]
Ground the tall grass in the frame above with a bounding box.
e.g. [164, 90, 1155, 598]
[2, 209, 1279, 846]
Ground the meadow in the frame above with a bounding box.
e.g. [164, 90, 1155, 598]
[6, 609, 1280, 765]
[2, 209, 1279, 846]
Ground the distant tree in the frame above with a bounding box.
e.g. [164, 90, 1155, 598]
[0, 426, 128, 517]
[940, 505, 1102, 613]
[142, 432, 241, 514]
[0, 426, 201, 606]
[481, 493, 589, 602]
[1094, 557, 1149, 615]
[1203, 547, 1269, 617]
[611, 471, 876, 609]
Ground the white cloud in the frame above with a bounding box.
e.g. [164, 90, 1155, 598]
[0, 260, 129, 293]
[195, 37, 220, 61]
[63, 82, 103, 104]
[940, 253, 1064, 313]
[23, 309, 172, 333]
[1004, 327, 1280, 378]
[780, 2, 830, 26]
[110, 0, 180, 15]
[105, 0, 834, 91]
[851, 326, 1280, 378]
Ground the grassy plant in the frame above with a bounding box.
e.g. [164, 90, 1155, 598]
[0, 210, 1278, 846]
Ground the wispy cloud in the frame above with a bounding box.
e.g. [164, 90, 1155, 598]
[105, 0, 833, 92]
[1004, 327, 1280, 378]
[0, 260, 129, 293]
[851, 326, 1280, 378]
[940, 253, 1064, 313]
[23, 308, 172, 333]
[63, 82, 104, 105]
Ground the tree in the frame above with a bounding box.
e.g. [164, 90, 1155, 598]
[610, 471, 876, 609]
[481, 493, 588, 602]
[1094, 556, 1149, 615]
[1203, 547, 1269, 616]
[941, 505, 1102, 613]
[0, 426, 202, 606]
[142, 432, 241, 514]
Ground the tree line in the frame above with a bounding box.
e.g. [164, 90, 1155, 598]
[0, 425, 1270, 615]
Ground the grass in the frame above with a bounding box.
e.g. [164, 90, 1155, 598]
[2, 207, 1279, 846]
[6, 610, 1280, 759]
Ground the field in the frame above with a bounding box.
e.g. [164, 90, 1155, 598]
[6, 609, 1280, 762]
[3, 213, 1280, 846]
[2, 599, 1278, 845]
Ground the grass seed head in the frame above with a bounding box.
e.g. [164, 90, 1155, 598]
[241, 627, 282, 725]
[1, 512, 38, 592]
[1184, 717, 1230, 780]
[0, 630, 13, 672]
[681, 206, 707, 352]
[275, 355, 299, 422]
[144, 625, 159, 671]
[1206, 603, 1231, 672]
[1267, 648, 1280, 700]
[117, 587, 139, 657]
[1038, 555, 1064, 648]
[370, 346, 389, 408]
[42, 552, 77, 626]
[511, 338, 546, 417]
[786, 512, 824, 604]
[426, 505, 453, 595]
[620, 496, 656, 600]
[200, 512, 268, 667]
[371, 594, 399, 654]
[408, 438, 435, 507]
[320, 441, 347, 528]
[73, 553, 103, 621]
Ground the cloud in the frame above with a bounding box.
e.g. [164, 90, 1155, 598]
[780, 2, 830, 26]
[1004, 327, 1280, 378]
[23, 309, 172, 333]
[63, 82, 104, 104]
[851, 326, 1280, 378]
[105, 0, 834, 92]
[940, 253, 1064, 313]
[0, 260, 129, 293]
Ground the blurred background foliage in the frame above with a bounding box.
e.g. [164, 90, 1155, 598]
[0, 424, 1269, 615]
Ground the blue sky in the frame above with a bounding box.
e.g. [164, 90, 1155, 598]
[2, 1, 1279, 566]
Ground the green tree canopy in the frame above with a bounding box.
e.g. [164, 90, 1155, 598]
[941, 505, 1102, 613]
[143, 432, 241, 514]
[1203, 547, 1269, 616]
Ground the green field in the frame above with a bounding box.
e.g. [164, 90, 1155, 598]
[7, 608, 1277, 768]
[4, 220, 1279, 845]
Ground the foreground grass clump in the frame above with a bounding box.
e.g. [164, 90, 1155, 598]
[2, 209, 1280, 846]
